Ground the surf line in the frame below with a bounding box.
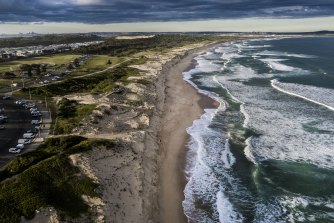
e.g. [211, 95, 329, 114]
[213, 76, 258, 165]
[271, 79, 334, 112]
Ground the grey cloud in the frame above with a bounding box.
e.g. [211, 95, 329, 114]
[0, 0, 333, 23]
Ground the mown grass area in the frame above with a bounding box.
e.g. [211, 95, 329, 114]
[0, 78, 21, 92]
[0, 136, 99, 223]
[0, 54, 81, 73]
[20, 63, 142, 97]
[54, 98, 96, 135]
[70, 55, 127, 77]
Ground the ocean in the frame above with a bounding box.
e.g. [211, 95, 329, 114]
[183, 36, 334, 223]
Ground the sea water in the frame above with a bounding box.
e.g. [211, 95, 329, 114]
[183, 37, 334, 222]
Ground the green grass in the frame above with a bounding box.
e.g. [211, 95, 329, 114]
[20, 64, 141, 97]
[0, 78, 21, 92]
[0, 54, 81, 73]
[70, 55, 127, 77]
[0, 136, 98, 222]
[54, 98, 96, 135]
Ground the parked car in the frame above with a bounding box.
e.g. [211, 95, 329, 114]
[2, 95, 11, 100]
[9, 148, 21, 154]
[26, 127, 39, 133]
[31, 112, 42, 117]
[23, 133, 35, 139]
[18, 139, 32, 144]
[31, 120, 42, 125]
[0, 125, 5, 130]
[24, 103, 35, 109]
[16, 144, 25, 149]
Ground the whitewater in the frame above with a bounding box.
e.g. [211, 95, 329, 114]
[182, 36, 334, 222]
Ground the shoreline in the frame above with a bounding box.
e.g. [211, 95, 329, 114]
[158, 43, 219, 223]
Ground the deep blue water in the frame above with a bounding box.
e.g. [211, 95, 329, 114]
[183, 37, 334, 223]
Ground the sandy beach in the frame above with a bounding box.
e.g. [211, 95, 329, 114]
[24, 42, 222, 223]
[158, 45, 219, 223]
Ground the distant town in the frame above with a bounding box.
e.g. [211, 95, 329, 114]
[0, 41, 103, 61]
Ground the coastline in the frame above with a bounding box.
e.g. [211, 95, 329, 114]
[158, 43, 219, 223]
[23, 41, 224, 223]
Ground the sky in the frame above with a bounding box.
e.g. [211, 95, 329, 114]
[0, 0, 333, 33]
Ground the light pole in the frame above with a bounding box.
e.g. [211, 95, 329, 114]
[10, 81, 13, 95]
[45, 95, 48, 109]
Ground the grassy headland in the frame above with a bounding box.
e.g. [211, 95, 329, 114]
[0, 136, 100, 222]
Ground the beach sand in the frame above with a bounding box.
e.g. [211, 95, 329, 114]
[24, 42, 222, 223]
[158, 46, 219, 223]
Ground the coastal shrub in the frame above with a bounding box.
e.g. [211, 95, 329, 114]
[5, 150, 50, 176]
[58, 98, 78, 118]
[23, 65, 140, 97]
[74, 34, 232, 56]
[1, 136, 87, 179]
[54, 101, 96, 135]
[0, 136, 98, 222]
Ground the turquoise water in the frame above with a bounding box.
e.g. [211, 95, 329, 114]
[183, 37, 334, 222]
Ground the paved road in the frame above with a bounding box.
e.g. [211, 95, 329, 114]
[0, 97, 50, 168]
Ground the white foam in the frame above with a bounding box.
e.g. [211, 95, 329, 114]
[183, 38, 334, 223]
[256, 50, 316, 58]
[256, 195, 334, 222]
[271, 79, 334, 112]
[182, 50, 245, 222]
[240, 44, 272, 50]
[260, 58, 288, 62]
[221, 139, 236, 169]
[212, 52, 334, 169]
[216, 190, 243, 223]
[213, 75, 244, 104]
[259, 59, 300, 72]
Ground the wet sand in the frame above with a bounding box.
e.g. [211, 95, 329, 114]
[159, 45, 219, 223]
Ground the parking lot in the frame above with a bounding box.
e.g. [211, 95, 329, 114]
[0, 96, 51, 167]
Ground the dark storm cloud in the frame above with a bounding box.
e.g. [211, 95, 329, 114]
[0, 0, 333, 23]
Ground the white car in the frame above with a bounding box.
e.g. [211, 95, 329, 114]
[30, 108, 38, 112]
[9, 148, 21, 153]
[18, 139, 32, 144]
[31, 120, 42, 125]
[23, 133, 35, 139]
[31, 112, 42, 117]
[16, 144, 25, 150]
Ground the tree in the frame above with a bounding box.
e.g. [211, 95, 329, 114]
[35, 66, 41, 76]
[20, 64, 33, 77]
[73, 58, 80, 67]
[67, 63, 74, 70]
[41, 65, 47, 73]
